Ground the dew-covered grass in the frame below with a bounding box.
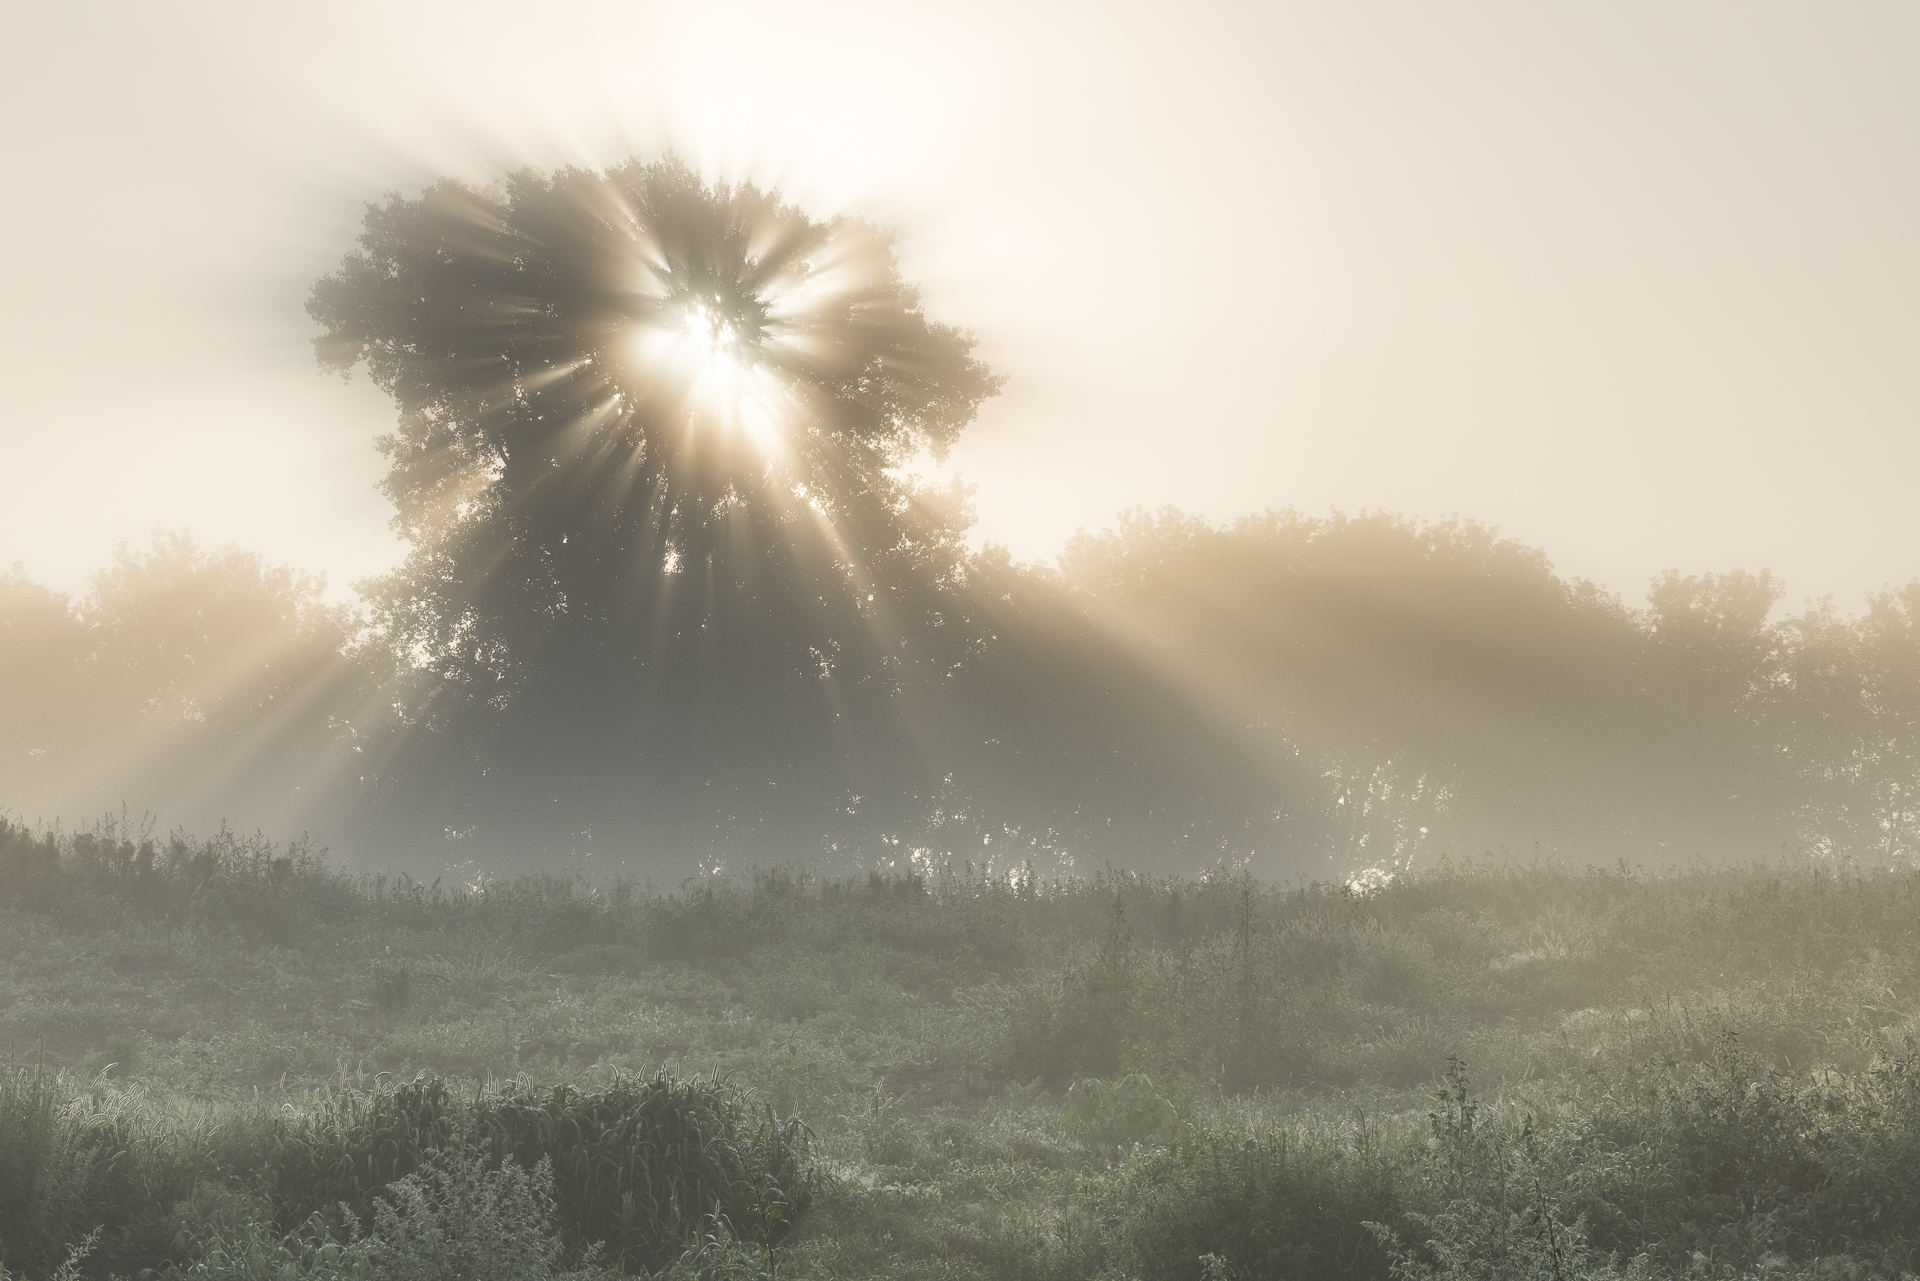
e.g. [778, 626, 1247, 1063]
[4, 815, 1920, 1279]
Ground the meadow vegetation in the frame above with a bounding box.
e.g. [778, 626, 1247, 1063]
[4, 813, 1920, 1279]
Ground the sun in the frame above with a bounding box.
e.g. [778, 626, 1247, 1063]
[627, 283, 791, 456]
[677, 296, 744, 373]
[662, 281, 772, 384]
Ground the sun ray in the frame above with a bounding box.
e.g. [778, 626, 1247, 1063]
[297, 156, 1005, 863]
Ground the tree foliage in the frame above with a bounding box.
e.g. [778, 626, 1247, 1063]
[308, 157, 1001, 861]
[931, 510, 1920, 870]
[0, 536, 369, 836]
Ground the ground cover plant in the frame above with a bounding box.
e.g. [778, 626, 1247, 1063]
[3, 813, 1920, 1278]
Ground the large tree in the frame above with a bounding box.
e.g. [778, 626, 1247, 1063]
[310, 158, 1001, 864]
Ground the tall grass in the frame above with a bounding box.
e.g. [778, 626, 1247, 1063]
[0, 1065, 94, 1278]
[8, 812, 1920, 1277]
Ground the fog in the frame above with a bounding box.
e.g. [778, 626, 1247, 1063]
[2, 3, 1917, 879]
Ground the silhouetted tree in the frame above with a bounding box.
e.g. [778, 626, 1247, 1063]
[1774, 582, 1920, 859]
[1634, 569, 1795, 851]
[928, 510, 1873, 874]
[0, 537, 372, 834]
[1858, 582, 1920, 857]
[309, 158, 1000, 863]
[919, 509, 1591, 870]
[0, 566, 88, 787]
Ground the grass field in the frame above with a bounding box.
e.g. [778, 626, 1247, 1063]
[4, 815, 1920, 1280]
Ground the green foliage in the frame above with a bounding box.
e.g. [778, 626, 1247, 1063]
[0, 1065, 95, 1277]
[287, 1076, 461, 1222]
[0, 822, 62, 913]
[0, 1067, 809, 1279]
[318, 1148, 572, 1281]
[0, 813, 358, 950]
[1111, 1115, 1406, 1280]
[473, 1075, 816, 1270]
[11, 832, 1920, 1278]
[1000, 900, 1139, 1081]
[1062, 1075, 1176, 1151]
[167, 1149, 619, 1281]
[0, 1231, 98, 1281]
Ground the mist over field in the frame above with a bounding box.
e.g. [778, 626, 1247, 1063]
[4, 485, 1918, 883]
[4, 7, 1920, 1281]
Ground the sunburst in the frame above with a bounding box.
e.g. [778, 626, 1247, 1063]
[310, 153, 1003, 663]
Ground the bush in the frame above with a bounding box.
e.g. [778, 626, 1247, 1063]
[1063, 1075, 1176, 1153]
[170, 1149, 610, 1281]
[475, 1074, 817, 1270]
[0, 823, 60, 913]
[278, 1076, 462, 1226]
[1111, 1116, 1406, 1280]
[0, 1067, 813, 1279]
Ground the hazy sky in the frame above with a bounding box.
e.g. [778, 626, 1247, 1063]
[4, 1, 1916, 611]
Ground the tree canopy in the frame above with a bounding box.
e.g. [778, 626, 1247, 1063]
[0, 536, 367, 835]
[928, 510, 1920, 871]
[308, 158, 1002, 862]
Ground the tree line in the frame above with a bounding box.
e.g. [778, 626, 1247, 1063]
[6, 508, 1914, 877]
[2, 158, 1914, 877]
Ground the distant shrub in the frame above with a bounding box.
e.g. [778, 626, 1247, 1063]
[999, 902, 1138, 1081]
[0, 821, 60, 913]
[0, 814, 355, 944]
